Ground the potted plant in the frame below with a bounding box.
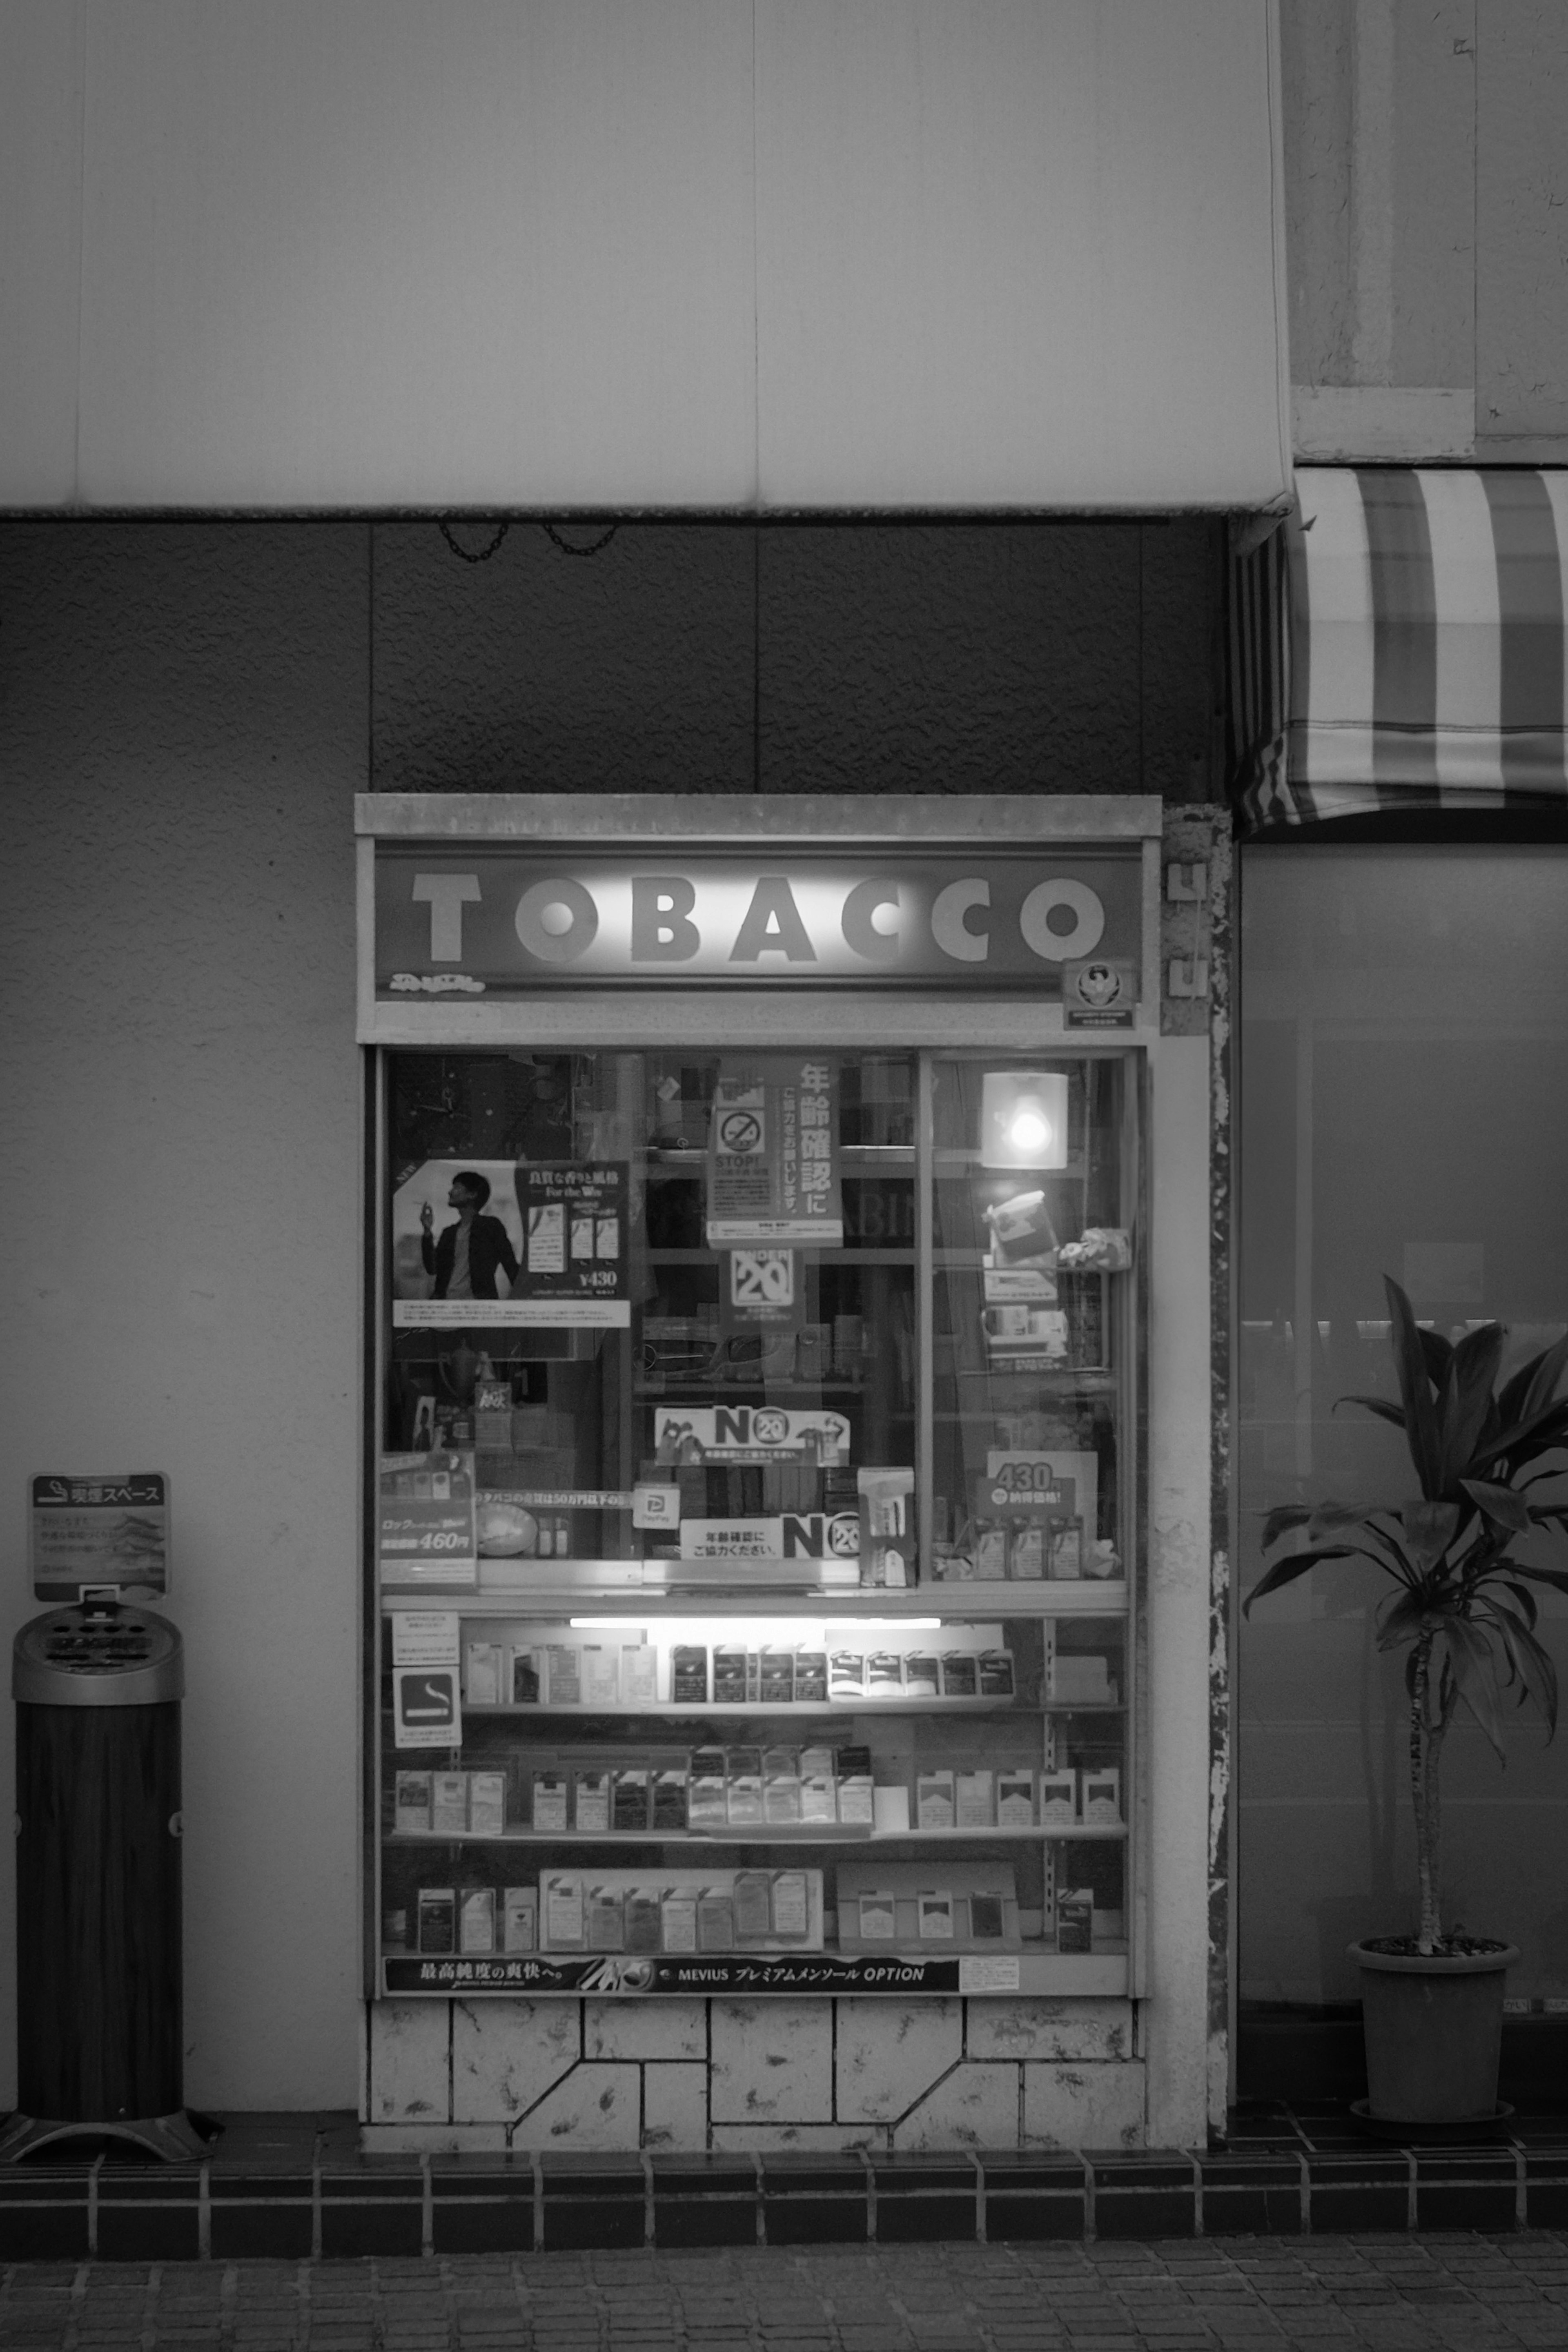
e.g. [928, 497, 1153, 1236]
[1245, 1276, 1568, 2126]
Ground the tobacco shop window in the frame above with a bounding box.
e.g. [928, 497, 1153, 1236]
[373, 1045, 1139, 1993]
[379, 1049, 1134, 1585]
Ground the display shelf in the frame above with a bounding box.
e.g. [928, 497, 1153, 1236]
[449, 1699, 1125, 1719]
[454, 1699, 1033, 1718]
[387, 1823, 1127, 1845]
[631, 1383, 880, 1400]
[934, 1151, 1088, 1178]
[643, 1248, 915, 1267]
[646, 1145, 915, 1170]
[383, 1579, 1131, 1616]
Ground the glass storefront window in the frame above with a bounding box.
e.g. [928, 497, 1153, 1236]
[373, 1045, 1140, 1995]
[1238, 848, 1568, 2027]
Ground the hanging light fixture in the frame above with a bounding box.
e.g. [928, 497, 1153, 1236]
[979, 1070, 1069, 1169]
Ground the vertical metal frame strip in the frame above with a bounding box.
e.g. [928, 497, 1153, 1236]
[1139, 837, 1163, 1027]
[1128, 1046, 1152, 2004]
[361, 1048, 387, 2002]
[916, 1053, 935, 1583]
[356, 837, 378, 1042]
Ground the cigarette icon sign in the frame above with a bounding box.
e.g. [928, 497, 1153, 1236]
[401, 1673, 456, 1724]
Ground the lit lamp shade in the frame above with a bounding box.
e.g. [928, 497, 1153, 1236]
[980, 1071, 1068, 1170]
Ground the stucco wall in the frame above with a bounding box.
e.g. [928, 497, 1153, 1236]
[1282, 0, 1568, 460]
[0, 518, 1218, 2109]
[0, 524, 369, 2109]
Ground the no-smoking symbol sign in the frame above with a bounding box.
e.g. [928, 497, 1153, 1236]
[716, 1107, 765, 1155]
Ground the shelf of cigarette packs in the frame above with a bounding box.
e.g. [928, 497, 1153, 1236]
[378, 1615, 1129, 1963]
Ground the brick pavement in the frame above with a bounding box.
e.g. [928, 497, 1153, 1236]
[1, 2238, 1568, 2352]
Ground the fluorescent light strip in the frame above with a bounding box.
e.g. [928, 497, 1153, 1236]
[568, 1615, 944, 1632]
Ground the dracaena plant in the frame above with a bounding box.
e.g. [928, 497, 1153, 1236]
[1245, 1276, 1568, 1956]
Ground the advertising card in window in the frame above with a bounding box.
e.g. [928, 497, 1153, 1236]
[706, 1058, 842, 1244]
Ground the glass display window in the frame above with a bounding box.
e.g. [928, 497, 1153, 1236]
[372, 1044, 1142, 1997]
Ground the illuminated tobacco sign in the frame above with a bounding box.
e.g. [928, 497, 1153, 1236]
[372, 849, 1141, 994]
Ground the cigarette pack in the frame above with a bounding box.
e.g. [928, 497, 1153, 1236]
[581, 1645, 619, 1708]
[1081, 1767, 1122, 1825]
[762, 1751, 802, 1824]
[1051, 1521, 1084, 1578]
[532, 1769, 569, 1835]
[725, 1749, 763, 1827]
[586, 1886, 625, 1951]
[759, 1648, 795, 1705]
[969, 1892, 1006, 1941]
[1038, 1768, 1078, 1825]
[868, 1652, 904, 1697]
[745, 1651, 762, 1702]
[794, 1650, 828, 1703]
[671, 1645, 709, 1704]
[545, 1645, 581, 1705]
[611, 1770, 650, 1833]
[395, 1770, 432, 1835]
[874, 1785, 911, 1833]
[464, 1642, 503, 1705]
[688, 1749, 728, 1829]
[661, 1891, 698, 1952]
[432, 1772, 469, 1837]
[939, 1652, 979, 1698]
[955, 1770, 994, 1829]
[800, 1767, 837, 1823]
[734, 1870, 773, 1942]
[904, 1653, 939, 1698]
[510, 1647, 543, 1705]
[469, 1771, 507, 1837]
[697, 1889, 734, 1951]
[572, 1768, 610, 1834]
[713, 1647, 747, 1705]
[858, 1466, 913, 1588]
[543, 1875, 584, 1949]
[1056, 1887, 1094, 1954]
[916, 1771, 956, 1831]
[996, 1768, 1035, 1828]
[974, 1525, 1009, 1579]
[652, 1767, 689, 1833]
[501, 1886, 537, 1953]
[417, 1888, 455, 1953]
[829, 1651, 865, 1700]
[620, 1645, 658, 1707]
[858, 1890, 897, 1942]
[1007, 1521, 1046, 1580]
[624, 1888, 662, 1952]
[771, 1871, 810, 1938]
[459, 1887, 496, 1953]
[978, 1650, 1016, 1699]
[475, 1380, 513, 1450]
[836, 1746, 875, 1826]
[918, 1891, 956, 1940]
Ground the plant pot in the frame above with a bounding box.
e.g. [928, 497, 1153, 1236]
[1350, 1940, 1519, 2124]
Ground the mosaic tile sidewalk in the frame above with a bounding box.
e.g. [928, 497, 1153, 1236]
[4, 2236, 1568, 2351]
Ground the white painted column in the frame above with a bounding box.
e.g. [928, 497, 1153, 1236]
[1144, 1033, 1214, 2148]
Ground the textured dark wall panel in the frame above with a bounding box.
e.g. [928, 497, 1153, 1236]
[370, 519, 1221, 802]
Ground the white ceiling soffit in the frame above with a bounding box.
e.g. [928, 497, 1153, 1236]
[0, 1, 1291, 515]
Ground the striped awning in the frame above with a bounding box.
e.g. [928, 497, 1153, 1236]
[1232, 468, 1568, 830]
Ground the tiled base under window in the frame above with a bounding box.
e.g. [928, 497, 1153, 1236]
[4, 2109, 1568, 2257]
